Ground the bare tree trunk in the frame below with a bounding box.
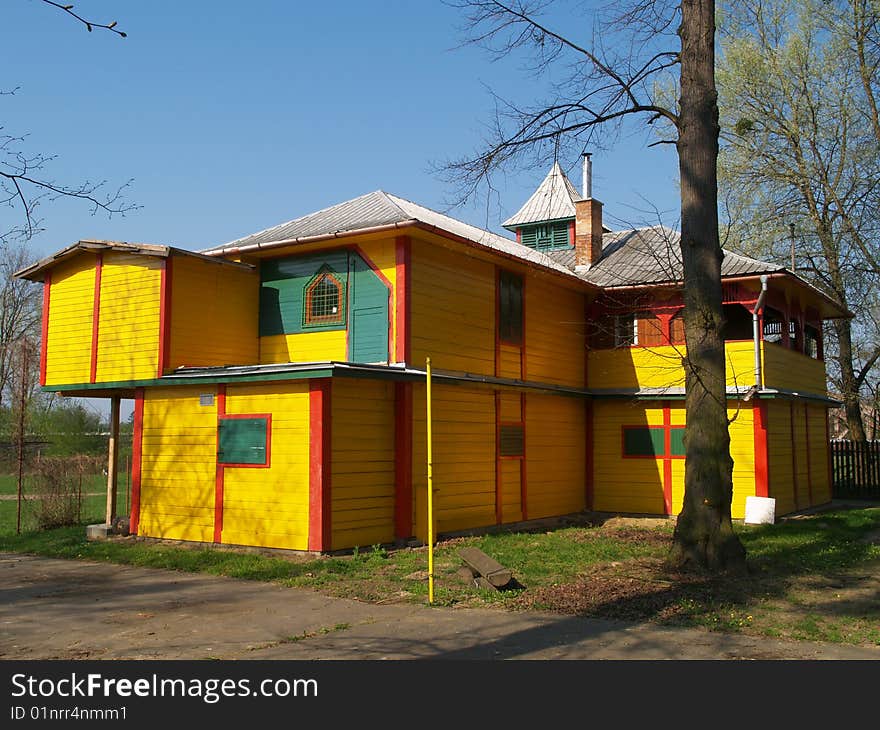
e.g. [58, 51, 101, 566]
[833, 318, 868, 441]
[669, 0, 746, 572]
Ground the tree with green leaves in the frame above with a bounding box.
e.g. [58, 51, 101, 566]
[446, 0, 746, 571]
[717, 0, 880, 441]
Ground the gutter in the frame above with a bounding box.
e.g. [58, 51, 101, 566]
[752, 274, 769, 389]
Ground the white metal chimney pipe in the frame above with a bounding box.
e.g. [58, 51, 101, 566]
[582, 153, 592, 199]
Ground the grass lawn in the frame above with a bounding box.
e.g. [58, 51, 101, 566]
[1, 503, 878, 646]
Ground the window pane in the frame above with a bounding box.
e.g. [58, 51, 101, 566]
[499, 271, 523, 344]
[670, 427, 686, 456]
[614, 314, 636, 346]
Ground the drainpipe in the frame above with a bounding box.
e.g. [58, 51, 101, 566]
[752, 275, 769, 389]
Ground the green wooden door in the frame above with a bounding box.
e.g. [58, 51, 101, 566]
[348, 253, 389, 363]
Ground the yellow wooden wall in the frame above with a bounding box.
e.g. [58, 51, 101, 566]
[525, 394, 586, 518]
[44, 256, 97, 387]
[412, 383, 495, 538]
[138, 386, 217, 543]
[767, 400, 831, 515]
[525, 277, 585, 387]
[95, 252, 162, 382]
[169, 255, 259, 370]
[587, 341, 755, 391]
[592, 399, 755, 519]
[762, 344, 826, 395]
[330, 379, 395, 549]
[260, 330, 347, 364]
[221, 383, 310, 550]
[498, 392, 523, 523]
[410, 244, 495, 374]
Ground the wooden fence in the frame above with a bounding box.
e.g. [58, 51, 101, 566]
[830, 440, 880, 499]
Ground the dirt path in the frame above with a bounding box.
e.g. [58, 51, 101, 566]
[2, 553, 879, 660]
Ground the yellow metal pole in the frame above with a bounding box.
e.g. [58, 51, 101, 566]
[426, 356, 434, 604]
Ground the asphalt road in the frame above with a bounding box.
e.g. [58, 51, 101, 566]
[3, 553, 879, 660]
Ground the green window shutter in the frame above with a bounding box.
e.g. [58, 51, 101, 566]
[499, 424, 524, 456]
[498, 270, 523, 344]
[623, 427, 664, 457]
[670, 427, 686, 456]
[218, 417, 269, 466]
[551, 221, 570, 248]
[520, 227, 538, 247]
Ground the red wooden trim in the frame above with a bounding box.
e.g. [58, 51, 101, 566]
[213, 385, 226, 543]
[394, 236, 411, 363]
[494, 392, 502, 524]
[584, 399, 594, 510]
[789, 401, 799, 510]
[520, 393, 528, 521]
[352, 244, 393, 290]
[567, 220, 575, 247]
[89, 253, 103, 383]
[217, 413, 273, 468]
[158, 257, 173, 377]
[39, 272, 51, 387]
[620, 424, 686, 459]
[753, 400, 769, 498]
[516, 229, 521, 244]
[824, 407, 832, 502]
[394, 381, 413, 539]
[128, 388, 145, 535]
[804, 403, 813, 505]
[494, 267, 501, 378]
[309, 379, 332, 551]
[662, 402, 672, 514]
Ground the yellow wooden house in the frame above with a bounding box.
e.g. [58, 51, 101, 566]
[16, 160, 847, 551]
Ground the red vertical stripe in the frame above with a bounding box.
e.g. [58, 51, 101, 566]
[494, 392, 502, 524]
[662, 402, 672, 514]
[394, 236, 411, 364]
[753, 400, 770, 498]
[158, 256, 173, 377]
[39, 272, 51, 386]
[213, 385, 226, 543]
[309, 379, 332, 552]
[394, 381, 413, 539]
[520, 393, 528, 521]
[89, 253, 103, 383]
[128, 388, 145, 535]
[789, 401, 799, 510]
[804, 403, 813, 505]
[584, 399, 594, 510]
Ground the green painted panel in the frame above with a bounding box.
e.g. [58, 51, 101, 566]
[218, 417, 268, 465]
[623, 427, 664, 457]
[670, 427, 686, 456]
[348, 253, 389, 363]
[259, 252, 348, 336]
[519, 221, 572, 251]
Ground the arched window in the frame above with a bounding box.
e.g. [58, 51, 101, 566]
[304, 268, 345, 327]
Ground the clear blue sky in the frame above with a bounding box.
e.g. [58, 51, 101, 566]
[4, 0, 680, 417]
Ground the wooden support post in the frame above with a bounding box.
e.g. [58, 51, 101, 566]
[105, 396, 120, 526]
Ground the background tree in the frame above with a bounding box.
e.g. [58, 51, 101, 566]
[446, 0, 745, 571]
[2, 1, 133, 244]
[717, 0, 880, 441]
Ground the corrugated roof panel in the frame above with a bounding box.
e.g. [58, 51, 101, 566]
[502, 162, 581, 229]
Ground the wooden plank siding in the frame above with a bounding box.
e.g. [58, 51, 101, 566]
[524, 277, 585, 387]
[169, 255, 259, 371]
[95, 252, 162, 382]
[524, 393, 585, 519]
[330, 379, 396, 549]
[410, 244, 495, 374]
[43, 256, 97, 386]
[221, 383, 310, 550]
[762, 344, 826, 395]
[593, 399, 755, 519]
[138, 387, 218, 543]
[767, 400, 796, 516]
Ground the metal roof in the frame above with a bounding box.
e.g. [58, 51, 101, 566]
[501, 162, 582, 229]
[14, 240, 253, 282]
[200, 190, 583, 281]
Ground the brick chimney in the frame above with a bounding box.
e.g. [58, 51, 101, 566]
[574, 153, 603, 271]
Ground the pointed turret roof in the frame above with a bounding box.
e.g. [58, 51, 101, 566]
[502, 162, 582, 230]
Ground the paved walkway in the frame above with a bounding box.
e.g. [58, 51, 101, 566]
[1, 553, 878, 660]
